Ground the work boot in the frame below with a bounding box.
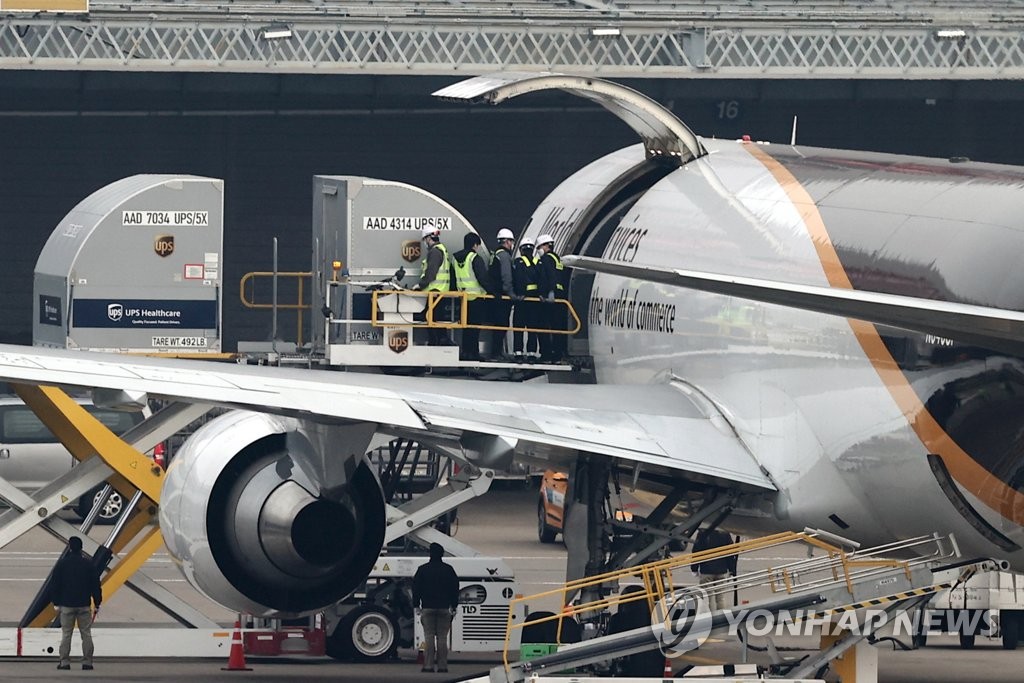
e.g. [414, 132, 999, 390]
[82, 664, 94, 671]
[56, 663, 70, 670]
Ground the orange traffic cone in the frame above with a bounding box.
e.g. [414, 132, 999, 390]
[222, 620, 252, 671]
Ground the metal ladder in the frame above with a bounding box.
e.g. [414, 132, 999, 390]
[486, 530, 1001, 682]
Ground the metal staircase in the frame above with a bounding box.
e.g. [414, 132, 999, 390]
[480, 530, 1002, 682]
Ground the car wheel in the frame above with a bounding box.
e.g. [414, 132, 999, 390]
[332, 605, 398, 661]
[77, 487, 125, 525]
[537, 501, 557, 543]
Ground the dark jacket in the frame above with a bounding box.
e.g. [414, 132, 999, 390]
[536, 250, 566, 299]
[487, 247, 514, 297]
[50, 552, 102, 609]
[512, 253, 537, 296]
[412, 558, 460, 610]
[692, 528, 738, 576]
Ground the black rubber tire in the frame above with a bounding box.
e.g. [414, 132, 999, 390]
[521, 610, 581, 645]
[76, 487, 125, 525]
[1001, 610, 1020, 650]
[537, 500, 557, 543]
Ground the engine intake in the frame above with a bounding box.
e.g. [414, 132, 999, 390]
[160, 411, 384, 616]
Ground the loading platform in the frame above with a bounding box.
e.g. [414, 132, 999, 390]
[477, 530, 1001, 683]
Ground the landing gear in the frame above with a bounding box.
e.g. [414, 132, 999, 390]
[1001, 610, 1020, 650]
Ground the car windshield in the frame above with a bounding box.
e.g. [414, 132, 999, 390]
[1, 406, 140, 444]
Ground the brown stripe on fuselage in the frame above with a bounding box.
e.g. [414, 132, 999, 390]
[744, 143, 1024, 527]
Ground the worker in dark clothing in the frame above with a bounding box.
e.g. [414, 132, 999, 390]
[452, 232, 490, 361]
[692, 527, 738, 612]
[413, 226, 455, 346]
[511, 236, 539, 361]
[49, 536, 102, 671]
[535, 234, 568, 362]
[412, 543, 461, 674]
[691, 527, 738, 675]
[486, 227, 516, 360]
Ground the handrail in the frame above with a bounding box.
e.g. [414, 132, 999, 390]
[370, 290, 582, 336]
[239, 271, 310, 347]
[500, 531, 954, 673]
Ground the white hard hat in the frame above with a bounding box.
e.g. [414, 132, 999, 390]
[537, 234, 555, 246]
[421, 225, 440, 238]
[496, 227, 515, 241]
[520, 236, 535, 247]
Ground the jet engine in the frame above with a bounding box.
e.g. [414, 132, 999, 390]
[159, 410, 385, 616]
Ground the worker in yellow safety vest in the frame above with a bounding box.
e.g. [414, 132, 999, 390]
[452, 232, 490, 361]
[512, 236, 539, 361]
[413, 226, 454, 346]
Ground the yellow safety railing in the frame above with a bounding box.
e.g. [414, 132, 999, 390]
[500, 530, 912, 673]
[239, 271, 310, 347]
[370, 290, 582, 336]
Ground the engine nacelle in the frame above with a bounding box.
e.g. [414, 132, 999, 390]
[159, 411, 385, 616]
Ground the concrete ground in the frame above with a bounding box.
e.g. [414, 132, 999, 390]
[0, 483, 1021, 681]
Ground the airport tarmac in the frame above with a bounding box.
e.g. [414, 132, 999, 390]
[0, 484, 1021, 682]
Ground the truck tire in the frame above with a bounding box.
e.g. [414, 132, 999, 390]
[343, 605, 398, 661]
[537, 501, 557, 543]
[76, 487, 125, 525]
[1001, 610, 1020, 650]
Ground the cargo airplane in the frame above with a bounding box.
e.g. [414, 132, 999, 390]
[1, 73, 1023, 620]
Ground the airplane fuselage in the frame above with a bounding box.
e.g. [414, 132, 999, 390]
[527, 138, 1024, 566]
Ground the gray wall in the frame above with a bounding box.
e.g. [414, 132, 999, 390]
[3, 72, 1023, 349]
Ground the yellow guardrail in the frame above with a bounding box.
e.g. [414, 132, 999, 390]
[370, 290, 582, 335]
[239, 271, 311, 347]
[500, 530, 910, 672]
[238, 272, 582, 349]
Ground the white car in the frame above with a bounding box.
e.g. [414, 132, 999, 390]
[0, 395, 161, 523]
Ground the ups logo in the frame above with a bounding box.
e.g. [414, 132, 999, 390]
[388, 329, 409, 354]
[154, 234, 175, 257]
[401, 240, 421, 263]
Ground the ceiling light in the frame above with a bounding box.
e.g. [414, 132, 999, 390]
[934, 29, 966, 40]
[260, 25, 293, 41]
[589, 27, 621, 38]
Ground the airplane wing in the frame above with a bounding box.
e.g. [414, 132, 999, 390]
[0, 344, 774, 491]
[563, 255, 1024, 357]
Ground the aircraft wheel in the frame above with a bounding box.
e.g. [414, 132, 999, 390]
[537, 501, 557, 543]
[1001, 610, 1020, 650]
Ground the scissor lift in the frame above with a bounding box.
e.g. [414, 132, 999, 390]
[0, 385, 502, 658]
[479, 530, 1001, 683]
[0, 384, 218, 631]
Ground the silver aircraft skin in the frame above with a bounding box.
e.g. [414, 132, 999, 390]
[534, 137, 1024, 563]
[1, 74, 1024, 616]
